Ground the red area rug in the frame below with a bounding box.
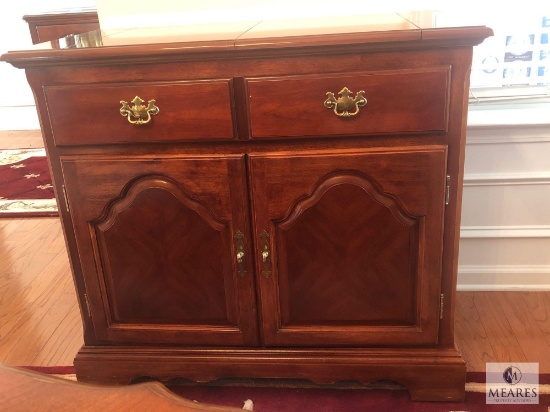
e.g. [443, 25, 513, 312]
[0, 149, 57, 217]
[20, 367, 550, 411]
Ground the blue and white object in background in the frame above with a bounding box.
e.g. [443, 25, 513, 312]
[471, 12, 550, 88]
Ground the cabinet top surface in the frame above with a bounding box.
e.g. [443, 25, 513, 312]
[2, 11, 492, 68]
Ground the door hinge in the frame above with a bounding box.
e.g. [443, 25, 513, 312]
[445, 175, 451, 205]
[84, 293, 92, 317]
[439, 293, 445, 319]
[62, 184, 70, 212]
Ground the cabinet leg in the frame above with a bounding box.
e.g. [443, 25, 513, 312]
[402, 371, 466, 402]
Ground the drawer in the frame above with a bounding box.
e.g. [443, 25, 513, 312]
[45, 80, 235, 146]
[246, 67, 450, 139]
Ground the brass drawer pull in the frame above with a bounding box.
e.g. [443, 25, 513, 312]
[120, 96, 159, 125]
[324, 87, 367, 117]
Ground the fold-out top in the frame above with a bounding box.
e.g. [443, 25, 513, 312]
[1, 11, 493, 68]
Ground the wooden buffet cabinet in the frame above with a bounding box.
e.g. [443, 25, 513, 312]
[2, 13, 491, 401]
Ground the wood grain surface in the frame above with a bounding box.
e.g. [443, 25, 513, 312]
[0, 21, 506, 401]
[0, 132, 548, 372]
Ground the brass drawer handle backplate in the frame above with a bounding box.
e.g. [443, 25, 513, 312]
[120, 96, 159, 125]
[324, 87, 367, 118]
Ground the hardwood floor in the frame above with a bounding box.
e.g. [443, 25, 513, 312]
[1, 130, 549, 373]
[0, 130, 83, 366]
[0, 130, 45, 149]
[455, 291, 550, 372]
[0, 218, 82, 366]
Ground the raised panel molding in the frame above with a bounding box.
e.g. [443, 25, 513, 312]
[466, 123, 550, 144]
[457, 265, 550, 291]
[458, 225, 550, 290]
[93, 176, 231, 325]
[458, 225, 550, 289]
[452, 119, 550, 290]
[276, 174, 420, 326]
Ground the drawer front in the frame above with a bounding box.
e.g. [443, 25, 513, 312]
[45, 80, 235, 146]
[246, 67, 450, 139]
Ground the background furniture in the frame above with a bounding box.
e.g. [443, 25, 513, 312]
[23, 9, 99, 44]
[0, 365, 244, 411]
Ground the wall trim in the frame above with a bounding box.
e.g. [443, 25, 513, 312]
[460, 225, 550, 238]
[466, 123, 550, 144]
[463, 172, 550, 186]
[457, 265, 550, 291]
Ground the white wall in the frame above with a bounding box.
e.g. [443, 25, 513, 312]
[0, 1, 95, 130]
[458, 118, 550, 291]
[0, 2, 38, 129]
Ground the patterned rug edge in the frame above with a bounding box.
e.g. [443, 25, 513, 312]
[0, 148, 58, 218]
[17, 366, 550, 391]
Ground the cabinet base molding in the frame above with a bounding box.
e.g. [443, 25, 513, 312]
[74, 346, 466, 402]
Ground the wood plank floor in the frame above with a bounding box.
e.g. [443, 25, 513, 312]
[1, 130, 549, 372]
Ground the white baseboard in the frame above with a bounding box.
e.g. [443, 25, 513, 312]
[457, 265, 550, 291]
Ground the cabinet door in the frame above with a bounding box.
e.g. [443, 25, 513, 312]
[61, 155, 258, 346]
[248, 146, 447, 346]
